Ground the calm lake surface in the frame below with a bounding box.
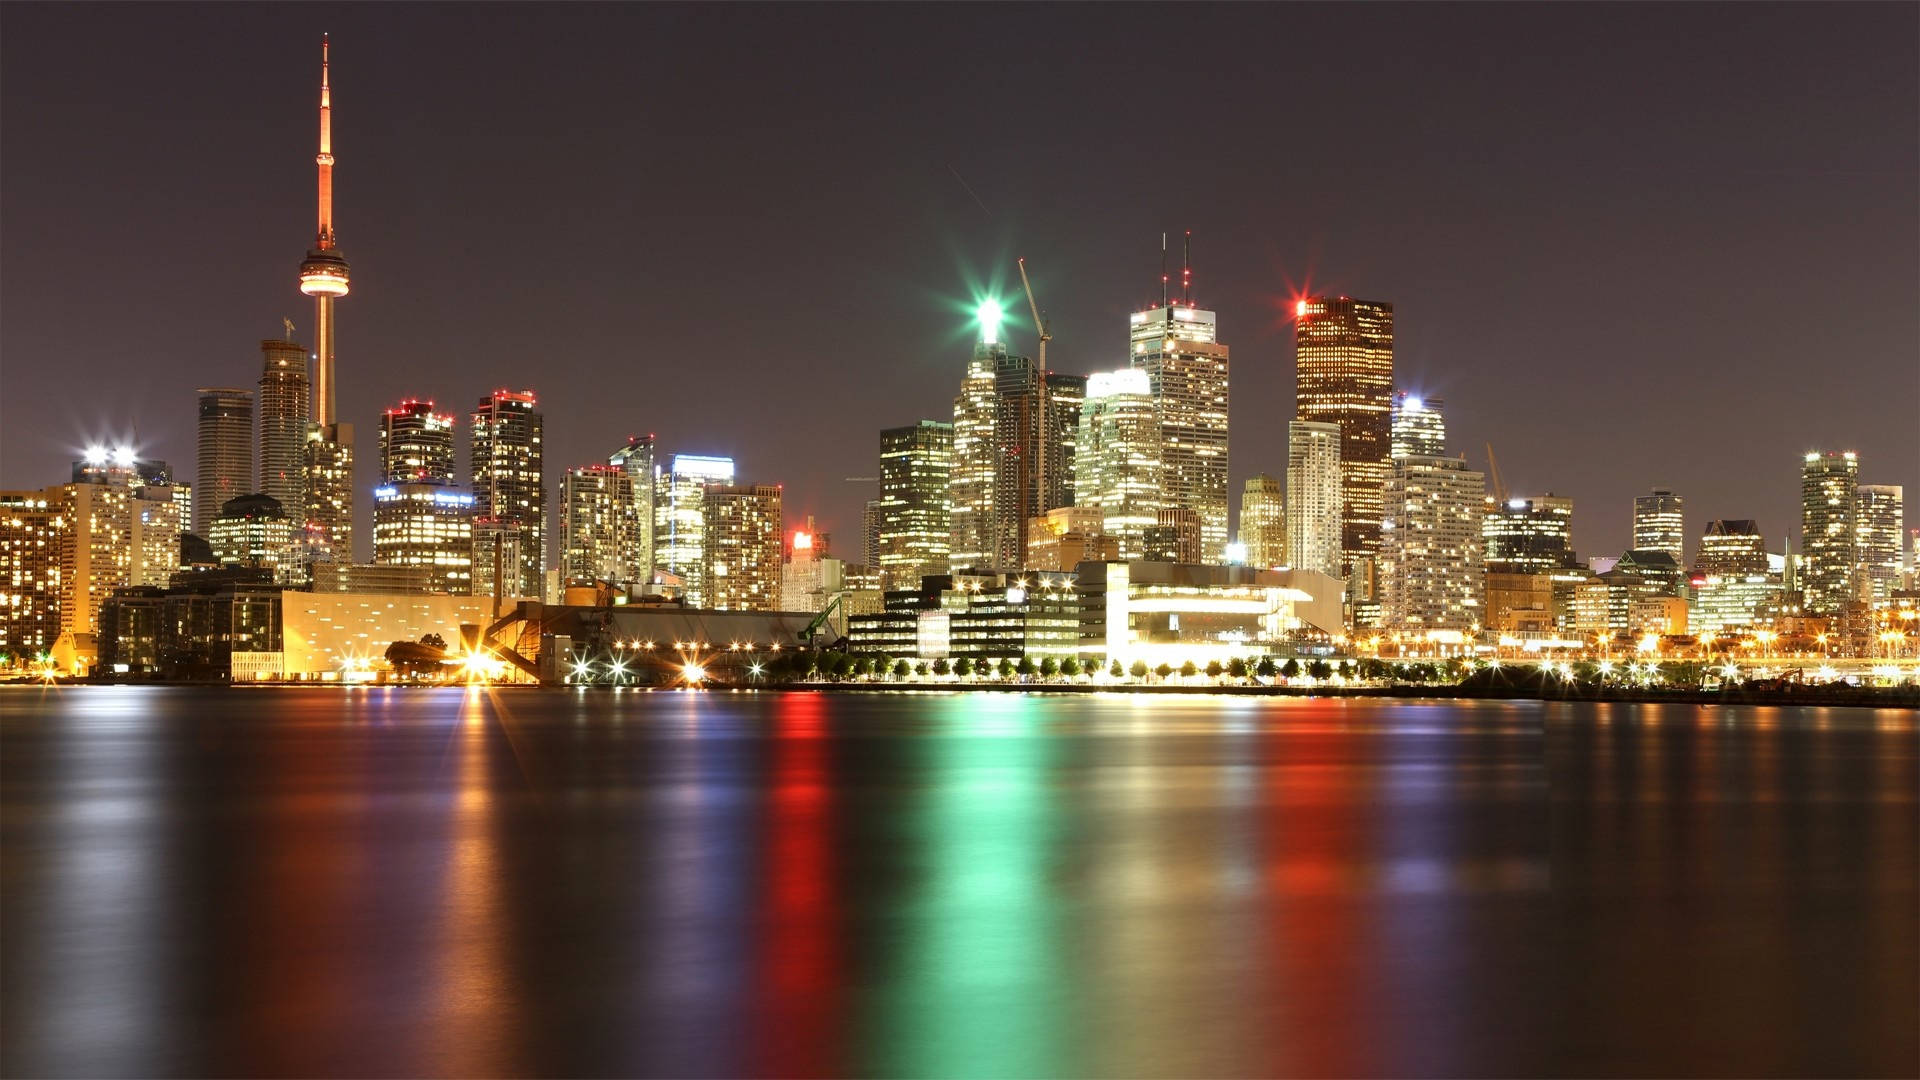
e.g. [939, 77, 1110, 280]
[2, 687, 1914, 1078]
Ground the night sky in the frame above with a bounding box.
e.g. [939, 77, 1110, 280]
[3, 4, 1914, 564]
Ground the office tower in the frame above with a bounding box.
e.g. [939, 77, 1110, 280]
[1076, 369, 1163, 560]
[1041, 372, 1088, 513]
[471, 389, 546, 598]
[606, 433, 654, 583]
[654, 454, 734, 606]
[471, 519, 524, 606]
[1295, 296, 1393, 572]
[257, 337, 309, 517]
[1856, 485, 1904, 605]
[1632, 488, 1685, 563]
[1286, 420, 1342, 579]
[372, 483, 473, 594]
[1237, 474, 1286, 569]
[1145, 507, 1203, 564]
[1800, 451, 1859, 615]
[876, 421, 953, 589]
[561, 465, 640, 585]
[208, 493, 296, 574]
[130, 483, 181, 587]
[297, 37, 355, 563]
[1026, 506, 1119, 572]
[1389, 393, 1445, 459]
[1482, 495, 1576, 574]
[704, 484, 783, 611]
[378, 399, 456, 484]
[1380, 455, 1487, 631]
[949, 331, 998, 572]
[862, 498, 883, 570]
[0, 491, 62, 659]
[195, 387, 254, 535]
[1695, 519, 1769, 577]
[1129, 279, 1230, 561]
[52, 472, 136, 636]
[990, 346, 1044, 568]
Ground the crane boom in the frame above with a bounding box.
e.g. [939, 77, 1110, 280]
[1484, 442, 1509, 504]
[1017, 257, 1049, 373]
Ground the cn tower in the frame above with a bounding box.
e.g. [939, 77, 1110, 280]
[297, 34, 349, 425]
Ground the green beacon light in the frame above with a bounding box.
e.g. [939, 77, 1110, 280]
[977, 299, 1004, 345]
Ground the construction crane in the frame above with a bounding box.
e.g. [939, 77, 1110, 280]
[1017, 256, 1049, 374]
[1017, 257, 1051, 536]
[1485, 442, 1509, 504]
[844, 476, 878, 483]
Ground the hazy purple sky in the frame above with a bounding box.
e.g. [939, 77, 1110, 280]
[4, 3, 1915, 562]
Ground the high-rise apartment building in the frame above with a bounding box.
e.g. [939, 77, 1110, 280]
[378, 399, 456, 485]
[1856, 485, 1904, 606]
[654, 454, 735, 606]
[704, 484, 783, 611]
[372, 483, 473, 594]
[1389, 393, 1445, 459]
[0, 492, 62, 659]
[1145, 507, 1203, 565]
[1695, 519, 1769, 577]
[1076, 369, 1163, 560]
[297, 37, 355, 566]
[257, 338, 309, 519]
[607, 434, 654, 584]
[1800, 451, 1859, 615]
[949, 335, 999, 572]
[561, 465, 640, 585]
[1040, 372, 1087, 515]
[1286, 420, 1343, 579]
[1632, 488, 1685, 564]
[195, 387, 253, 535]
[471, 389, 545, 599]
[876, 421, 953, 589]
[208, 493, 296, 575]
[1380, 455, 1486, 632]
[1483, 495, 1576, 574]
[1295, 297, 1393, 573]
[1237, 474, 1286, 569]
[302, 428, 354, 561]
[1129, 299, 1230, 560]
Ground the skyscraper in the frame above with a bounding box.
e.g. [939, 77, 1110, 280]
[704, 484, 783, 611]
[1295, 297, 1393, 572]
[194, 387, 253, 535]
[378, 399, 456, 484]
[257, 336, 309, 520]
[654, 454, 735, 606]
[876, 421, 953, 589]
[1129, 285, 1230, 561]
[1286, 420, 1343, 579]
[1237, 474, 1286, 569]
[949, 317, 1002, 572]
[561, 465, 639, 585]
[1389, 393, 1445, 459]
[1856, 484, 1904, 606]
[0, 491, 62, 658]
[1632, 488, 1685, 563]
[472, 389, 546, 598]
[297, 37, 354, 562]
[1380, 455, 1487, 632]
[991, 345, 1046, 569]
[1075, 369, 1163, 560]
[372, 483, 474, 594]
[1695, 519, 1769, 577]
[1800, 451, 1858, 616]
[606, 433, 654, 583]
[1040, 371, 1087, 514]
[1482, 495, 1576, 574]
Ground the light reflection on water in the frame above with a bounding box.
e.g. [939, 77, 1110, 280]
[1, 688, 1913, 1078]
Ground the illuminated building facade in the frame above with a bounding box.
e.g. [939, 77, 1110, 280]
[372, 483, 474, 594]
[257, 338, 309, 520]
[298, 38, 354, 566]
[1295, 296, 1393, 572]
[1144, 507, 1203, 565]
[1632, 488, 1685, 564]
[1286, 420, 1342, 579]
[378, 399, 456, 484]
[1075, 561, 1343, 666]
[1695, 519, 1768, 577]
[954, 332, 1080, 571]
[561, 466, 640, 585]
[0, 491, 62, 658]
[1856, 484, 1904, 606]
[876, 421, 952, 589]
[1026, 506, 1119, 572]
[195, 387, 253, 535]
[1799, 451, 1858, 615]
[1483, 495, 1576, 574]
[1389, 393, 1445, 459]
[607, 434, 654, 583]
[654, 454, 735, 607]
[1379, 455, 1486, 632]
[1692, 574, 1778, 637]
[1129, 301, 1230, 561]
[1040, 372, 1087, 516]
[1237, 474, 1286, 569]
[208, 493, 296, 575]
[130, 485, 181, 587]
[948, 338, 998, 571]
[1484, 571, 1555, 634]
[1075, 369, 1163, 560]
[471, 389, 546, 598]
[704, 484, 783, 611]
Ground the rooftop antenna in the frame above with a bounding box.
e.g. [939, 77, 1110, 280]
[1160, 232, 1168, 308]
[283, 317, 296, 341]
[1182, 230, 1192, 305]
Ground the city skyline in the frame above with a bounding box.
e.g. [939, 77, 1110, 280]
[1, 6, 1914, 562]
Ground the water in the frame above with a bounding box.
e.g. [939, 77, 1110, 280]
[2, 687, 1913, 1078]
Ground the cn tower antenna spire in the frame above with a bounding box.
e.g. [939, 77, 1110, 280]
[298, 32, 350, 427]
[316, 33, 334, 249]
